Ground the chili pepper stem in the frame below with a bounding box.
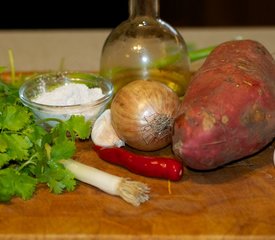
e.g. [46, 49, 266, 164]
[60, 159, 150, 206]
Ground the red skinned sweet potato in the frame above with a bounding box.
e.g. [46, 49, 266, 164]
[172, 39, 275, 170]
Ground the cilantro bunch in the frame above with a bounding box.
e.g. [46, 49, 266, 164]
[0, 80, 91, 202]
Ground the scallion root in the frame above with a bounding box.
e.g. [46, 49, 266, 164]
[118, 178, 150, 206]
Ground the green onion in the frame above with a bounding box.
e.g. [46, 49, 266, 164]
[189, 46, 215, 62]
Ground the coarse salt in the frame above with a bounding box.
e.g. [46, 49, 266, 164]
[33, 83, 104, 106]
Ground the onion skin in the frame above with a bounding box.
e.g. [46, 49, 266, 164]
[111, 80, 180, 151]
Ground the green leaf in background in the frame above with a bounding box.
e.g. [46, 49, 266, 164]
[0, 66, 7, 73]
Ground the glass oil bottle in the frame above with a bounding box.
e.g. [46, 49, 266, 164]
[100, 0, 191, 97]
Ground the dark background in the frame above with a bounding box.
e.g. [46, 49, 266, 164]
[0, 0, 275, 29]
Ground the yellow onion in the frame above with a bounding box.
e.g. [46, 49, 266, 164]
[111, 80, 180, 151]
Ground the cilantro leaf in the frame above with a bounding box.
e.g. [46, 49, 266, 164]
[66, 115, 91, 139]
[0, 153, 9, 168]
[39, 163, 76, 194]
[0, 105, 31, 131]
[50, 115, 91, 142]
[0, 81, 19, 105]
[51, 139, 76, 161]
[13, 172, 38, 200]
[0, 133, 32, 161]
[22, 123, 47, 146]
[0, 168, 37, 202]
[0, 168, 15, 202]
[0, 134, 8, 152]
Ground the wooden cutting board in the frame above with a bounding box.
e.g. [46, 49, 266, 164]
[1, 139, 275, 240]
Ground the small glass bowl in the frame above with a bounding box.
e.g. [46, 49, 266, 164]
[19, 72, 113, 127]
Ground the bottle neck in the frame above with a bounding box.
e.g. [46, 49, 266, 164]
[129, 0, 159, 18]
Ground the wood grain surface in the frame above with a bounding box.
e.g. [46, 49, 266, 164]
[1, 139, 275, 240]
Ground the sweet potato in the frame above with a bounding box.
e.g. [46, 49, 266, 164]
[172, 39, 275, 170]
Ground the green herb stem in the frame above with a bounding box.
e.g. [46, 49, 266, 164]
[189, 46, 215, 62]
[8, 49, 16, 85]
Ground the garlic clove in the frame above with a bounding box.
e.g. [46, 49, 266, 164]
[91, 109, 125, 148]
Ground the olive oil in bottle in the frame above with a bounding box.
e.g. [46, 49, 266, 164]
[100, 0, 191, 97]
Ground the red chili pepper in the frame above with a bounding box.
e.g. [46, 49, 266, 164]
[93, 145, 183, 181]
